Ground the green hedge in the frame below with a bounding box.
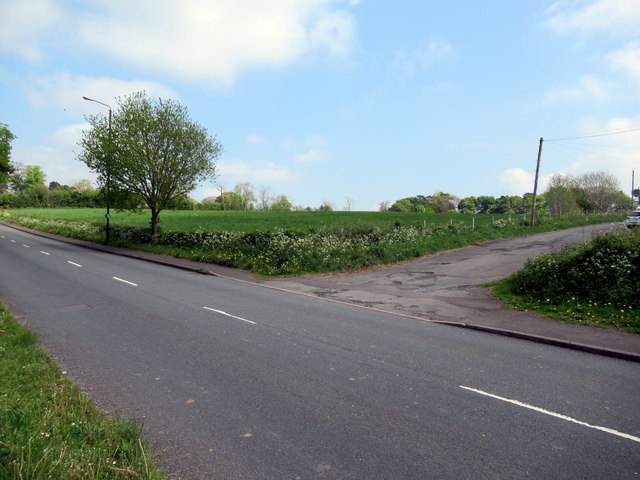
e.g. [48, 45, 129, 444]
[507, 229, 640, 308]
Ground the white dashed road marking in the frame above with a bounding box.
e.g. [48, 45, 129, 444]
[203, 307, 257, 325]
[460, 386, 640, 443]
[113, 277, 138, 287]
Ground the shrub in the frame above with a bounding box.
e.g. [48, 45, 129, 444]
[508, 229, 640, 308]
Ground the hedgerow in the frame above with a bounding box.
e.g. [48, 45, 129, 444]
[506, 229, 640, 308]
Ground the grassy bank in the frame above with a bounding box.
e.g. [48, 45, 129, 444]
[492, 228, 640, 333]
[1, 209, 625, 276]
[0, 305, 164, 479]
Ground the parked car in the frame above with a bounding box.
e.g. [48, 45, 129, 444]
[625, 209, 640, 228]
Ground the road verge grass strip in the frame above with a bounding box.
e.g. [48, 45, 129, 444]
[0, 305, 164, 479]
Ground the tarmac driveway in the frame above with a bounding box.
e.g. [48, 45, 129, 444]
[263, 223, 627, 331]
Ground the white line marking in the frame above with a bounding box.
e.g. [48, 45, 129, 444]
[113, 277, 138, 287]
[40, 251, 50, 255]
[10, 239, 15, 243]
[22, 244, 30, 248]
[460, 386, 640, 443]
[67, 261, 82, 267]
[203, 307, 257, 325]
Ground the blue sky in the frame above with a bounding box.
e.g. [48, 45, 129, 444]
[1, 0, 639, 210]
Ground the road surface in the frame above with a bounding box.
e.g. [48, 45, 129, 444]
[1, 224, 638, 479]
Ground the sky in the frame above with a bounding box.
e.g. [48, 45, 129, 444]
[1, 0, 639, 211]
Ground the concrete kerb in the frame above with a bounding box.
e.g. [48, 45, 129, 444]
[3, 220, 639, 363]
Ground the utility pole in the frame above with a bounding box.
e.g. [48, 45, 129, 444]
[529, 137, 543, 226]
[82, 96, 112, 244]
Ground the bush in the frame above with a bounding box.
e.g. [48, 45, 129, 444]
[508, 229, 640, 308]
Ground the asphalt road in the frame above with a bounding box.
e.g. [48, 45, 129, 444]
[1, 224, 639, 479]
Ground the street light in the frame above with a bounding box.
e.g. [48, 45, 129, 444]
[82, 96, 112, 244]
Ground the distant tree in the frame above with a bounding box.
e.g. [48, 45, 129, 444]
[489, 195, 525, 214]
[10, 164, 46, 192]
[216, 191, 243, 210]
[378, 200, 390, 212]
[167, 194, 197, 210]
[78, 91, 222, 242]
[71, 179, 94, 191]
[545, 174, 580, 215]
[457, 196, 478, 214]
[318, 200, 335, 211]
[0, 123, 16, 188]
[270, 194, 293, 211]
[198, 196, 222, 210]
[428, 192, 458, 213]
[257, 185, 274, 211]
[389, 198, 412, 212]
[610, 190, 634, 211]
[234, 182, 256, 210]
[49, 181, 63, 191]
[476, 195, 496, 214]
[344, 196, 355, 211]
[578, 171, 623, 213]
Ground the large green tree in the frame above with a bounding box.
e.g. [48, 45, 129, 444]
[0, 123, 16, 189]
[78, 92, 222, 241]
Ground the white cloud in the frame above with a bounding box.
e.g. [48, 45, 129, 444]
[294, 135, 328, 163]
[303, 135, 327, 149]
[309, 9, 357, 57]
[0, 0, 62, 62]
[543, 75, 614, 105]
[607, 41, 640, 82]
[12, 123, 97, 186]
[394, 38, 456, 78]
[295, 149, 324, 164]
[545, 0, 640, 35]
[499, 168, 542, 195]
[25, 73, 178, 113]
[245, 134, 266, 145]
[219, 159, 296, 183]
[2, 1, 358, 85]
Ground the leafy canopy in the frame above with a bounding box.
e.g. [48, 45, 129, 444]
[0, 123, 16, 184]
[77, 91, 222, 238]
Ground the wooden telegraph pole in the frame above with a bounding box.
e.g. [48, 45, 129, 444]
[529, 137, 544, 227]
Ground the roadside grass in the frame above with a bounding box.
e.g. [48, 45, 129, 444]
[0, 305, 164, 479]
[491, 281, 640, 333]
[491, 228, 640, 334]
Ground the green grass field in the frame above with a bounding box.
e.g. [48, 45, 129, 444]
[9, 208, 525, 232]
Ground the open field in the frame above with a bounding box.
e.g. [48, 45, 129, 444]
[7, 208, 525, 232]
[2, 209, 625, 277]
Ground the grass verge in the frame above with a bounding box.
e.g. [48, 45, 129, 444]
[491, 281, 640, 333]
[0, 304, 164, 479]
[490, 228, 640, 334]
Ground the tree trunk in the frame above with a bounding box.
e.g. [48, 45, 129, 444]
[150, 209, 160, 244]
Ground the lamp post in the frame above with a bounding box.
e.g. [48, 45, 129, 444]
[82, 96, 112, 244]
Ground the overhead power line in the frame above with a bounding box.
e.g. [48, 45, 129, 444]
[546, 126, 640, 142]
